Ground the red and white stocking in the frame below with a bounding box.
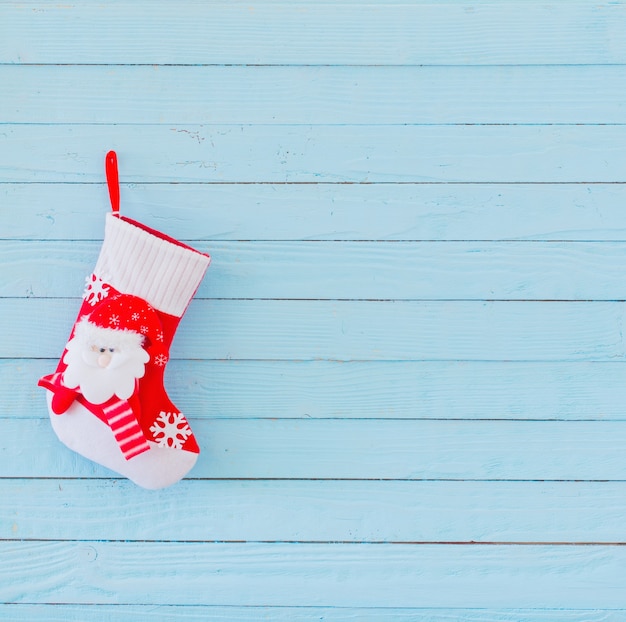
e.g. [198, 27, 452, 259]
[39, 152, 211, 489]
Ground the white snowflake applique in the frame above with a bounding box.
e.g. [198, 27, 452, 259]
[131, 312, 140, 321]
[154, 353, 168, 366]
[140, 325, 149, 334]
[150, 411, 192, 449]
[109, 314, 120, 327]
[83, 274, 110, 306]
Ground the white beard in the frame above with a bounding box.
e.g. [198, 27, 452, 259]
[62, 320, 150, 404]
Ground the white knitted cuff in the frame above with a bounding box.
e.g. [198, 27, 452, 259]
[94, 213, 211, 317]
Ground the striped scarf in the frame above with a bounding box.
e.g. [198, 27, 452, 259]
[101, 399, 151, 460]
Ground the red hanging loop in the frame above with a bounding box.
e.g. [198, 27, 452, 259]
[105, 150, 120, 215]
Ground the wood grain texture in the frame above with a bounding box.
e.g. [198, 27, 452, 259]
[6, 182, 626, 242]
[5, 65, 626, 124]
[2, 1, 625, 65]
[7, 359, 626, 421]
[5, 479, 626, 543]
[6, 419, 626, 481]
[7, 240, 626, 301]
[3, 125, 626, 183]
[3, 541, 626, 608]
[2, 605, 625, 622]
[5, 0, 626, 615]
[5, 299, 625, 362]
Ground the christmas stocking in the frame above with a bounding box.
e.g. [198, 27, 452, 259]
[39, 151, 211, 489]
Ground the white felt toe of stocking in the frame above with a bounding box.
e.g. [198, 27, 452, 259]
[46, 391, 198, 489]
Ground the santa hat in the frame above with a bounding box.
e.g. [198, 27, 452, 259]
[74, 293, 165, 354]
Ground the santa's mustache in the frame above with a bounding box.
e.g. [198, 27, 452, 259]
[82, 348, 137, 371]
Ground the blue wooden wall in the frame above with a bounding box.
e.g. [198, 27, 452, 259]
[3, 1, 626, 619]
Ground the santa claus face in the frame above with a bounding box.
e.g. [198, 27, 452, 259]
[62, 318, 150, 404]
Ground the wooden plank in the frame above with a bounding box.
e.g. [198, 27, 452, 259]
[3, 125, 626, 183]
[5, 182, 626, 242]
[2, 541, 626, 607]
[6, 359, 626, 421]
[3, 2, 626, 65]
[5, 419, 626, 480]
[3, 299, 625, 362]
[7, 240, 626, 301]
[2, 606, 624, 622]
[5, 479, 626, 543]
[5, 66, 626, 124]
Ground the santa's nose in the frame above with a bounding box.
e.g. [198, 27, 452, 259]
[97, 352, 112, 368]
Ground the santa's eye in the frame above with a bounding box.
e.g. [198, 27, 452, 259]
[109, 348, 115, 353]
[99, 347, 106, 353]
